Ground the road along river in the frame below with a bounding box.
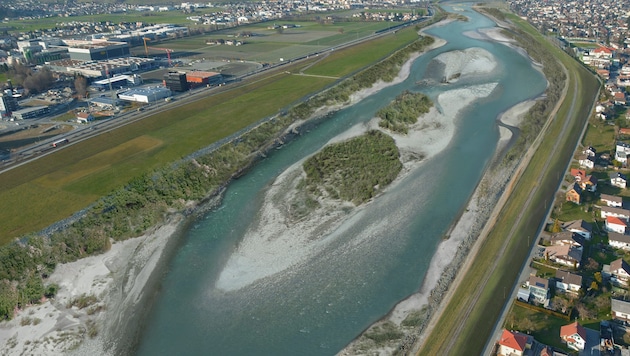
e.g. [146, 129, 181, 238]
[135, 5, 547, 355]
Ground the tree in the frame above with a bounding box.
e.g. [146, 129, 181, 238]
[594, 272, 603, 284]
[590, 281, 599, 291]
[550, 218, 562, 233]
[338, 28, 344, 34]
[74, 75, 88, 98]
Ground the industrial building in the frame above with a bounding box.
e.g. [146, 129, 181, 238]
[0, 92, 19, 117]
[64, 39, 130, 61]
[185, 71, 223, 87]
[46, 57, 159, 78]
[117, 86, 171, 103]
[12, 106, 50, 120]
[163, 71, 189, 92]
[93, 74, 143, 90]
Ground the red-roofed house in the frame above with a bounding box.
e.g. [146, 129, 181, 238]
[621, 128, 630, 136]
[570, 168, 586, 182]
[593, 46, 614, 58]
[497, 329, 532, 356]
[560, 321, 587, 351]
[614, 92, 627, 106]
[606, 216, 627, 234]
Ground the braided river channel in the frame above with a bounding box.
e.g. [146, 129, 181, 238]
[136, 4, 547, 355]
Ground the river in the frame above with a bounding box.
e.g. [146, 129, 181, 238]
[135, 4, 547, 355]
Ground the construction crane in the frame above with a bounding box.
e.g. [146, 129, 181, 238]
[143, 38, 174, 66]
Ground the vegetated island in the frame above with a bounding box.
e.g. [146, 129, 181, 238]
[0, 19, 445, 355]
[377, 90, 433, 134]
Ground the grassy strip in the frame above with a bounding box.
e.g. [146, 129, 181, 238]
[417, 10, 600, 356]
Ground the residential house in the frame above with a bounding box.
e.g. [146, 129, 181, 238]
[606, 216, 627, 234]
[561, 219, 592, 240]
[526, 275, 551, 307]
[614, 92, 626, 106]
[570, 168, 587, 182]
[566, 183, 582, 204]
[604, 258, 630, 287]
[609, 232, 630, 251]
[583, 146, 596, 157]
[560, 321, 587, 351]
[545, 244, 582, 268]
[611, 298, 630, 323]
[620, 127, 630, 136]
[599, 205, 630, 221]
[75, 111, 93, 123]
[610, 172, 627, 188]
[497, 329, 533, 356]
[539, 346, 568, 356]
[600, 194, 623, 207]
[616, 142, 630, 155]
[615, 150, 628, 165]
[555, 270, 582, 294]
[578, 154, 595, 169]
[549, 231, 584, 248]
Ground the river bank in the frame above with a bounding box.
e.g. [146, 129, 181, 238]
[0, 26, 449, 356]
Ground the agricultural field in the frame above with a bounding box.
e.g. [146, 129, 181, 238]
[0, 26, 421, 242]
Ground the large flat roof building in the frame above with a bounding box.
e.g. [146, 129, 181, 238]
[118, 86, 171, 103]
[64, 39, 130, 61]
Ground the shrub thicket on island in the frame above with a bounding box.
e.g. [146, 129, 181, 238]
[302, 130, 402, 205]
[0, 28, 437, 321]
[377, 90, 432, 134]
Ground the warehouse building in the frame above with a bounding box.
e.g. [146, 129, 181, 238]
[185, 71, 223, 87]
[117, 86, 171, 103]
[64, 39, 130, 61]
[12, 106, 50, 120]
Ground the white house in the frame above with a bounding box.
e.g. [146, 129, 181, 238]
[578, 155, 595, 169]
[497, 329, 532, 356]
[611, 172, 628, 189]
[615, 150, 627, 165]
[555, 270, 582, 294]
[561, 219, 592, 240]
[599, 205, 630, 221]
[544, 245, 582, 268]
[560, 321, 587, 351]
[611, 298, 630, 323]
[609, 232, 630, 251]
[604, 258, 630, 287]
[526, 275, 550, 306]
[606, 216, 627, 234]
[601, 194, 623, 207]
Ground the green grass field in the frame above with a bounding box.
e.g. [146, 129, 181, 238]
[135, 20, 403, 64]
[0, 28, 419, 243]
[418, 11, 600, 356]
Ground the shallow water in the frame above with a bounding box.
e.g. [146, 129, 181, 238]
[136, 4, 547, 355]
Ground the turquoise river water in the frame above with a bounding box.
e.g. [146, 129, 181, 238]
[136, 4, 547, 355]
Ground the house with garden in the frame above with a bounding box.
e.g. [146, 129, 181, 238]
[566, 183, 582, 204]
[555, 270, 582, 294]
[544, 244, 582, 268]
[497, 329, 533, 356]
[599, 205, 630, 221]
[603, 258, 630, 287]
[549, 231, 584, 248]
[561, 219, 592, 240]
[605, 216, 627, 234]
[526, 275, 551, 307]
[600, 194, 623, 207]
[611, 298, 630, 323]
[610, 172, 628, 189]
[560, 321, 587, 351]
[608, 232, 630, 251]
